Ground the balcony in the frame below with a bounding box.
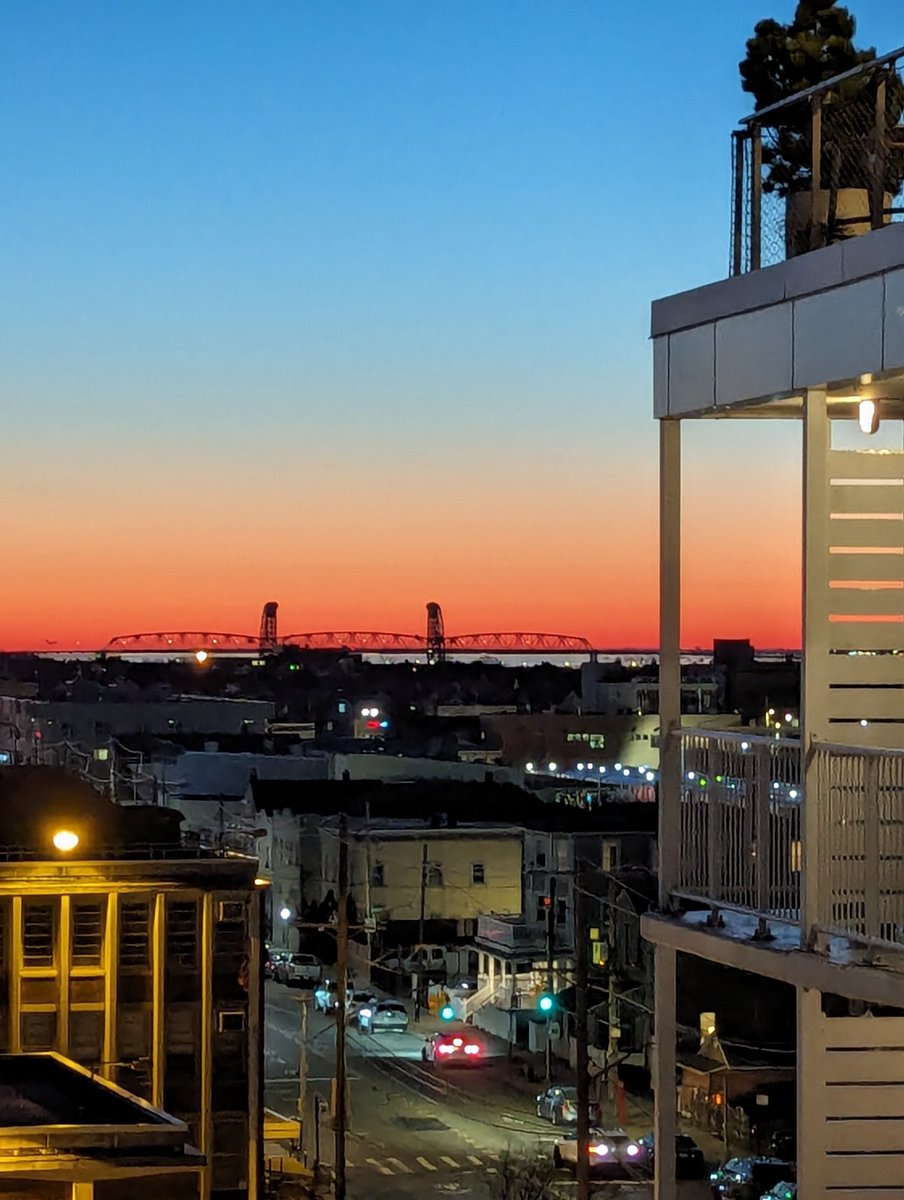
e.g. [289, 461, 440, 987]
[673, 729, 904, 950]
[732, 46, 904, 274]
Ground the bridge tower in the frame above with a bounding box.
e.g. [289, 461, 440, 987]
[259, 601, 279, 653]
[425, 602, 446, 664]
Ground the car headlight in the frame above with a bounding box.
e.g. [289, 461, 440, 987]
[625, 1142, 641, 1158]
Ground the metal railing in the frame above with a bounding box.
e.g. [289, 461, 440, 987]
[814, 741, 904, 945]
[732, 46, 904, 274]
[675, 729, 802, 920]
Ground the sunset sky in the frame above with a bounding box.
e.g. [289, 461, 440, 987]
[2, 1, 899, 652]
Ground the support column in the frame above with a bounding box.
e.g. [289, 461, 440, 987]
[248, 887, 264, 1200]
[58, 894, 71, 1054]
[71, 1183, 95, 1200]
[199, 893, 214, 1200]
[659, 418, 682, 906]
[802, 388, 830, 937]
[796, 986, 826, 1199]
[653, 944, 677, 1200]
[9, 897, 21, 1054]
[102, 892, 119, 1079]
[151, 893, 166, 1108]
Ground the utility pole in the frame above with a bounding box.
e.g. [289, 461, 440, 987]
[545, 874, 557, 1083]
[297, 995, 308, 1124]
[606, 873, 620, 1124]
[415, 841, 428, 1020]
[334, 813, 349, 1200]
[575, 870, 590, 1200]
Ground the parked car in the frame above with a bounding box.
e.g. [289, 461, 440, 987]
[635, 1131, 706, 1179]
[358, 1001, 409, 1034]
[710, 1157, 794, 1199]
[422, 1030, 486, 1066]
[277, 953, 323, 987]
[552, 1129, 643, 1178]
[759, 1184, 796, 1200]
[384, 944, 449, 978]
[535, 1085, 601, 1126]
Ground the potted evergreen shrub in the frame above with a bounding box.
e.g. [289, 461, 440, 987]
[740, 1, 904, 256]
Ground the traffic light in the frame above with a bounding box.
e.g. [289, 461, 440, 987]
[537, 993, 554, 1013]
[439, 1003, 455, 1021]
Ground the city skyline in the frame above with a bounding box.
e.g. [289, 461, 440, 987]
[2, 0, 900, 652]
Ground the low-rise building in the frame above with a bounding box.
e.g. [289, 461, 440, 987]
[0, 768, 263, 1200]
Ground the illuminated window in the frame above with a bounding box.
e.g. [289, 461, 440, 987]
[72, 900, 104, 967]
[119, 900, 150, 969]
[167, 901, 198, 970]
[23, 902, 55, 967]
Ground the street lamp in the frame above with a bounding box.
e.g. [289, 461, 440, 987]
[279, 906, 292, 921]
[53, 830, 79, 852]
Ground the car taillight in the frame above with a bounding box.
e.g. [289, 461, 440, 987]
[589, 1144, 609, 1156]
[438, 1043, 456, 1054]
[464, 1044, 480, 1055]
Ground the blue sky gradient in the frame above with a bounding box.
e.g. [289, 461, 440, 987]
[1, 1, 900, 646]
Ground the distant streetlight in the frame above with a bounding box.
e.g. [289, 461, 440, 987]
[194, 649, 209, 664]
[577, 762, 585, 771]
[548, 762, 558, 773]
[526, 762, 535, 772]
[53, 830, 79, 852]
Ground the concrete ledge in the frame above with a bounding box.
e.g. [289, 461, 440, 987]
[642, 910, 904, 1006]
[651, 223, 904, 339]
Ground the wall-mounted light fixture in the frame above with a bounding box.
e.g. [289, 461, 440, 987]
[858, 397, 880, 435]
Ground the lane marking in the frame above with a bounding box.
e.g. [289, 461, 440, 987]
[416, 1157, 437, 1171]
[467, 1155, 483, 1166]
[486, 1166, 498, 1174]
[386, 1157, 415, 1174]
[441, 1156, 460, 1167]
[366, 1158, 393, 1176]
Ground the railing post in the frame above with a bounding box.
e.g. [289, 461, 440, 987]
[732, 131, 745, 276]
[755, 744, 772, 916]
[810, 95, 823, 250]
[707, 746, 724, 905]
[872, 74, 888, 230]
[750, 125, 762, 271]
[864, 754, 881, 940]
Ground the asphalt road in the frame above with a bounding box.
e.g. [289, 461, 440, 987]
[264, 981, 711, 1200]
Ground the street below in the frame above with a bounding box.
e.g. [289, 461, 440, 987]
[264, 982, 711, 1199]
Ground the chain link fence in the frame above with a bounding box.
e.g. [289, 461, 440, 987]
[732, 46, 904, 273]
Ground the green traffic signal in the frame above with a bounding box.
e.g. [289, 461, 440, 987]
[439, 1004, 455, 1021]
[537, 994, 554, 1013]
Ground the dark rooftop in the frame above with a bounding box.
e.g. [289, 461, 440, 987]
[251, 776, 657, 834]
[0, 1055, 169, 1127]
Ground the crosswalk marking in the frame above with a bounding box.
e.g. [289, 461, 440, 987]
[416, 1156, 438, 1171]
[440, 1156, 460, 1167]
[386, 1157, 415, 1174]
[366, 1158, 393, 1176]
[487, 1166, 498, 1174]
[467, 1155, 483, 1166]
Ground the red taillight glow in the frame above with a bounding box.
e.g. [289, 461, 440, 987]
[464, 1044, 480, 1055]
[437, 1043, 456, 1054]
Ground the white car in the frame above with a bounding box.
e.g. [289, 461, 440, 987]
[279, 953, 323, 987]
[358, 1000, 409, 1034]
[552, 1129, 643, 1178]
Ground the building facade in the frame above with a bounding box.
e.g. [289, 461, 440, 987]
[644, 55, 904, 1200]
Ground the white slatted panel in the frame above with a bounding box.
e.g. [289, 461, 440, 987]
[828, 654, 904, 683]
[828, 623, 904, 651]
[828, 552, 904, 581]
[831, 452, 904, 480]
[825, 1154, 904, 1188]
[828, 689, 904, 719]
[828, 516, 904, 546]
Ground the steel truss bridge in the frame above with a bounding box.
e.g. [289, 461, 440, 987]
[103, 602, 597, 661]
